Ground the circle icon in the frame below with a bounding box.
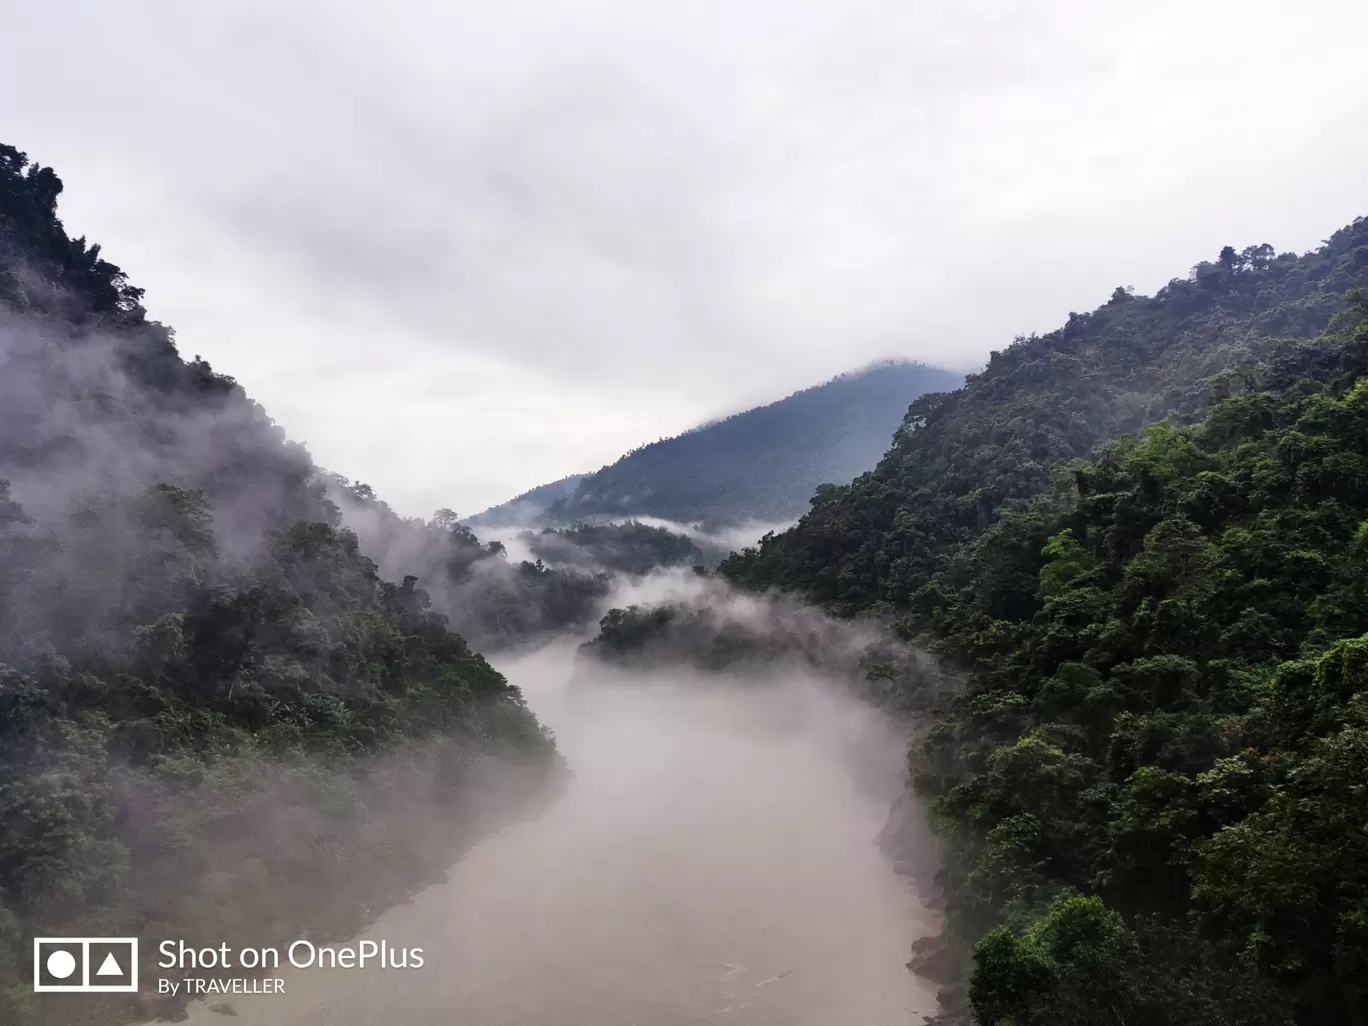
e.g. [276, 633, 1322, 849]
[46, 950, 77, 979]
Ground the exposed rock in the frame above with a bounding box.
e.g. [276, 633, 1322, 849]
[936, 981, 967, 1009]
[906, 935, 959, 984]
[876, 791, 944, 899]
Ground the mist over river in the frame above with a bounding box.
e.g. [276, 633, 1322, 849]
[170, 640, 941, 1026]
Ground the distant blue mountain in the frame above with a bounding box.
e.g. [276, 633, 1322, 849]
[467, 474, 587, 528]
[470, 360, 962, 527]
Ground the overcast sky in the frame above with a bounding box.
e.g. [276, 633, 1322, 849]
[4, 0, 1367, 518]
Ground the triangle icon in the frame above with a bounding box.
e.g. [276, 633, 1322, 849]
[96, 952, 123, 976]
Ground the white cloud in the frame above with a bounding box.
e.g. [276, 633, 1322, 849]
[3, 0, 1366, 517]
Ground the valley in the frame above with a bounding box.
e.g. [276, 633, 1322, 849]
[166, 642, 942, 1026]
[3, 132, 1368, 1026]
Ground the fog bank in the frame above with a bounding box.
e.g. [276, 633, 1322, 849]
[169, 640, 941, 1025]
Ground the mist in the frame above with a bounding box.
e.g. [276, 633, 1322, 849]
[0, 307, 329, 565]
[599, 515, 798, 563]
[477, 516, 795, 575]
[0, 231, 566, 1025]
[8, 0, 1367, 517]
[1, 234, 951, 1022]
[166, 638, 944, 1025]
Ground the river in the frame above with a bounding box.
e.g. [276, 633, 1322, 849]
[171, 641, 941, 1025]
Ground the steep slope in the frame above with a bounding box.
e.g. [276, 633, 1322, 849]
[473, 360, 963, 528]
[325, 478, 614, 652]
[0, 144, 561, 1026]
[721, 225, 1368, 623]
[715, 218, 1368, 1025]
[930, 310, 1368, 1026]
[468, 473, 587, 527]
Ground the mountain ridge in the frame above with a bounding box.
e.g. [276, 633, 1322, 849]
[710, 217, 1368, 1025]
[0, 141, 564, 1026]
[470, 358, 963, 528]
[721, 227, 1368, 616]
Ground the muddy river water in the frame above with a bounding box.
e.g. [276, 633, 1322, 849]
[172, 643, 941, 1025]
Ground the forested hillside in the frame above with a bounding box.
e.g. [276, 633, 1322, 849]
[719, 220, 1368, 1024]
[0, 144, 562, 1025]
[930, 323, 1368, 1025]
[466, 474, 586, 528]
[474, 360, 963, 528]
[721, 225, 1368, 619]
[326, 478, 613, 651]
[523, 520, 708, 575]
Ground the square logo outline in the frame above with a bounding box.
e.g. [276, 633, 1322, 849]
[33, 937, 139, 993]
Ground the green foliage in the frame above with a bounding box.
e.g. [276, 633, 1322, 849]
[720, 221, 1368, 617]
[0, 147, 562, 1025]
[0, 144, 145, 318]
[720, 219, 1368, 1024]
[970, 897, 1292, 1026]
[0, 485, 558, 1024]
[328, 477, 612, 650]
[580, 601, 805, 674]
[923, 343, 1368, 1022]
[525, 520, 707, 575]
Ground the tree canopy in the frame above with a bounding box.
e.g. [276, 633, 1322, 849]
[0, 144, 562, 1026]
[720, 219, 1368, 1025]
[720, 222, 1368, 623]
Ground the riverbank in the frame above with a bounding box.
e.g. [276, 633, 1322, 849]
[162, 642, 942, 1025]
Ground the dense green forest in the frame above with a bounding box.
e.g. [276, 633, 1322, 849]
[326, 478, 612, 651]
[720, 226, 1368, 617]
[929, 325, 1368, 1025]
[715, 219, 1368, 1024]
[472, 360, 963, 527]
[581, 597, 845, 676]
[11, 128, 1368, 1026]
[0, 144, 562, 1025]
[524, 520, 708, 576]
[578, 593, 958, 722]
